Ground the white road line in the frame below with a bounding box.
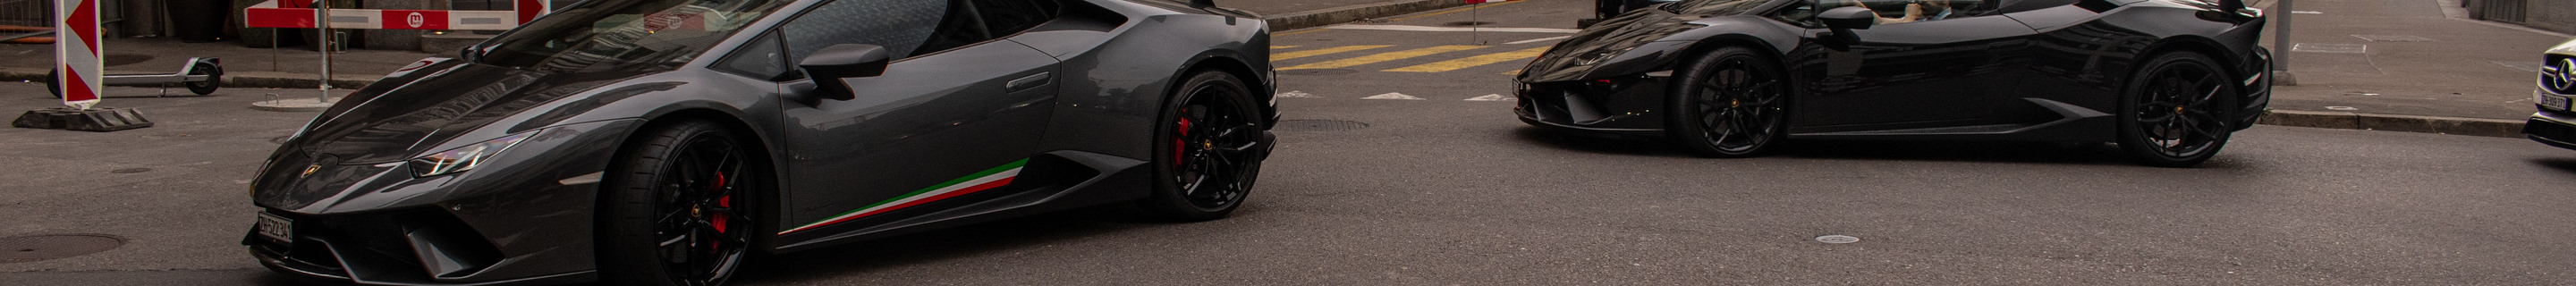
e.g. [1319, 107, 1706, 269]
[1504, 36, 1571, 45]
[1362, 93, 1425, 100]
[1327, 24, 1580, 33]
[1464, 94, 1513, 101]
[1277, 90, 1321, 98]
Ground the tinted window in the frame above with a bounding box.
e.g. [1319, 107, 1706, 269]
[713, 31, 786, 79]
[778, 0, 947, 63]
[973, 0, 1062, 35]
[471, 0, 786, 73]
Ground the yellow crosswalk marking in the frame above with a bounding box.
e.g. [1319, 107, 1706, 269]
[1385, 46, 1551, 72]
[1270, 46, 1298, 50]
[1273, 45, 1390, 61]
[1279, 46, 1487, 70]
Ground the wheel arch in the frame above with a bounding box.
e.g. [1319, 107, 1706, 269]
[1168, 52, 1277, 126]
[2131, 36, 2241, 85]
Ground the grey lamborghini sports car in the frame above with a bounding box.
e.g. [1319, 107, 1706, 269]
[243, 0, 1276, 284]
[1516, 0, 2272, 167]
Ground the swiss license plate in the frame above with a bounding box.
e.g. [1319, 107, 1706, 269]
[256, 213, 293, 244]
[2546, 94, 2572, 112]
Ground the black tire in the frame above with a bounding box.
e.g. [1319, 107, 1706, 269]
[2115, 52, 2240, 168]
[45, 69, 60, 99]
[1139, 72, 1267, 221]
[186, 62, 222, 96]
[1667, 46, 1791, 158]
[599, 120, 759, 286]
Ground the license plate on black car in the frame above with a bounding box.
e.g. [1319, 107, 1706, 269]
[2546, 95, 2572, 112]
[256, 213, 293, 244]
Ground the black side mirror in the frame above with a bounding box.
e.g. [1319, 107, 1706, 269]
[1817, 6, 1876, 44]
[797, 44, 890, 101]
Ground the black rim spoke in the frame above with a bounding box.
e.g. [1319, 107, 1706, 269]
[1172, 84, 1258, 208]
[649, 136, 748, 284]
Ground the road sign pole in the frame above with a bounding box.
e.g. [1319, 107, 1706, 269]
[2272, 0, 2295, 85]
[58, 0, 100, 110]
[318, 0, 335, 103]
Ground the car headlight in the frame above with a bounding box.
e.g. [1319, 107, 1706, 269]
[409, 131, 537, 177]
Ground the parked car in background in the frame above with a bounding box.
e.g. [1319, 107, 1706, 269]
[243, 0, 1277, 284]
[1514, 0, 2272, 167]
[2525, 38, 2576, 150]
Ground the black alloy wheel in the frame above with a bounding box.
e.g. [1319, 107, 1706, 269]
[1668, 46, 1790, 158]
[2116, 52, 2240, 168]
[186, 62, 222, 96]
[602, 120, 758, 286]
[1140, 71, 1265, 221]
[45, 70, 59, 98]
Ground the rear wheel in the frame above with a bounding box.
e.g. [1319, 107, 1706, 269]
[1668, 46, 1790, 158]
[45, 70, 59, 98]
[1139, 72, 1267, 221]
[186, 62, 222, 96]
[600, 120, 758, 286]
[2116, 52, 2240, 168]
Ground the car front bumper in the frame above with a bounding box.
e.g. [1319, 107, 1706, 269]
[1513, 73, 1673, 138]
[2529, 110, 2576, 151]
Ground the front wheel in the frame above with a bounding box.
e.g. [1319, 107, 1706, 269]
[1667, 46, 1791, 158]
[599, 120, 758, 286]
[2116, 52, 2240, 168]
[1139, 72, 1267, 222]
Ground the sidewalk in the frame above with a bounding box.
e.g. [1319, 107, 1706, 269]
[0, 0, 1472, 91]
[2253, 0, 2574, 137]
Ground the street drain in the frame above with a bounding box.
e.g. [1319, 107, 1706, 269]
[1279, 69, 1358, 76]
[110, 168, 151, 173]
[1814, 235, 1860, 244]
[1275, 120, 1368, 131]
[1443, 21, 1495, 27]
[0, 234, 126, 264]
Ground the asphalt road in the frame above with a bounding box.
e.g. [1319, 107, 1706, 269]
[7, 0, 2576, 284]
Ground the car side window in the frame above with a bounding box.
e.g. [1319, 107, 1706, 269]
[972, 0, 1062, 37]
[777, 0, 947, 66]
[712, 31, 788, 80]
[1780, 0, 1996, 26]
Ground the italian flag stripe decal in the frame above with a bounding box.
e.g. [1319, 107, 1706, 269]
[780, 159, 1027, 235]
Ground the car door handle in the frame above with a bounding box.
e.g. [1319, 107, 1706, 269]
[1006, 72, 1052, 93]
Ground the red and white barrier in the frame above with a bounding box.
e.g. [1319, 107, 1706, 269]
[243, 0, 550, 30]
[58, 0, 99, 109]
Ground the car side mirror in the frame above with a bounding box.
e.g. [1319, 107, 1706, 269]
[1818, 6, 1877, 30]
[1817, 6, 1876, 44]
[797, 44, 890, 101]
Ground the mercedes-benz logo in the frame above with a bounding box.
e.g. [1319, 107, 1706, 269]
[2550, 58, 2576, 92]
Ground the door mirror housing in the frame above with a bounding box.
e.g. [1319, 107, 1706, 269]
[1818, 6, 1877, 30]
[798, 44, 890, 100]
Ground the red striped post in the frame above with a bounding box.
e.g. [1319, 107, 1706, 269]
[57, 0, 101, 110]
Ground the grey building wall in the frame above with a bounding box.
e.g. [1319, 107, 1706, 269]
[2467, 0, 2576, 35]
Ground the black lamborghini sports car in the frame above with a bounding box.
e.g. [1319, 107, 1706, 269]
[1515, 0, 2272, 167]
[243, 0, 1275, 284]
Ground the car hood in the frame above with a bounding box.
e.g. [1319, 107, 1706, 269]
[277, 59, 648, 165]
[1521, 9, 1709, 82]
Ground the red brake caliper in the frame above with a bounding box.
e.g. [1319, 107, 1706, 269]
[711, 172, 729, 234]
[1174, 113, 1191, 167]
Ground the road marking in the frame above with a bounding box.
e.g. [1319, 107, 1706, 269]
[1385, 46, 1550, 72]
[1504, 36, 1571, 45]
[1362, 93, 1424, 100]
[1281, 46, 1487, 70]
[1326, 25, 1580, 33]
[1503, 70, 1521, 75]
[1271, 46, 1299, 50]
[1277, 90, 1321, 98]
[1465, 94, 1513, 101]
[1385, 0, 1530, 21]
[2292, 11, 2322, 14]
[1274, 45, 1392, 61]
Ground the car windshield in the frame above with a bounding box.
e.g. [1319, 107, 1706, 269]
[471, 0, 787, 73]
[1658, 0, 1767, 14]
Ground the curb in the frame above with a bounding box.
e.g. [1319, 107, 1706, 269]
[1266, 0, 1476, 31]
[1, 67, 377, 90]
[2258, 109, 2527, 138]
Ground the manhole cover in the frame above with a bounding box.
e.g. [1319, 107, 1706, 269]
[2351, 35, 2432, 42]
[109, 168, 151, 173]
[102, 54, 154, 67]
[2291, 43, 2367, 54]
[1814, 235, 1860, 244]
[1275, 120, 1368, 131]
[1279, 69, 1359, 76]
[1442, 21, 1495, 27]
[0, 234, 126, 264]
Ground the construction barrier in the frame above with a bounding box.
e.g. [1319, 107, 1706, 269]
[242, 0, 548, 30]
